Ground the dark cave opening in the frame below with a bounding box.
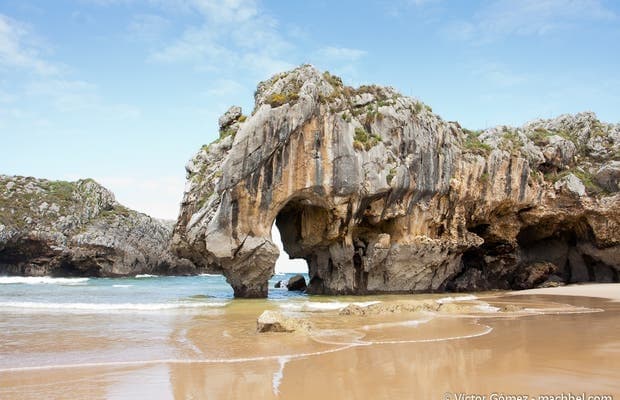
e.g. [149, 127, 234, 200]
[452, 218, 619, 292]
[272, 198, 328, 291]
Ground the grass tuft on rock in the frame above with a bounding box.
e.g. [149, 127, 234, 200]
[353, 127, 382, 151]
[463, 129, 491, 156]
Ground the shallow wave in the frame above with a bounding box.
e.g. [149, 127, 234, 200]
[0, 277, 89, 285]
[0, 301, 228, 312]
[134, 274, 158, 278]
[0, 322, 495, 373]
[358, 324, 494, 345]
[474, 304, 501, 313]
[436, 295, 478, 304]
[112, 284, 134, 288]
[360, 317, 433, 331]
[279, 300, 381, 312]
[198, 273, 222, 277]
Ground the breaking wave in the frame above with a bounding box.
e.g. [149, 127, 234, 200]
[0, 277, 89, 285]
[0, 301, 228, 313]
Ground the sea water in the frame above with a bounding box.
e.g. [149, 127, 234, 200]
[2, 275, 618, 399]
[0, 273, 307, 312]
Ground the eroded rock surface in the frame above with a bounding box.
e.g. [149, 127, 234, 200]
[173, 65, 620, 298]
[0, 175, 198, 277]
[256, 310, 313, 333]
[287, 274, 307, 291]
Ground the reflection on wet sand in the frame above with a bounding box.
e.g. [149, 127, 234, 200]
[1, 291, 619, 399]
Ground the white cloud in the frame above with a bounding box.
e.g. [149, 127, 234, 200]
[92, 175, 186, 220]
[0, 14, 58, 75]
[471, 62, 529, 87]
[150, 25, 234, 66]
[25, 78, 141, 118]
[149, 0, 293, 76]
[0, 86, 14, 103]
[204, 79, 246, 97]
[316, 46, 367, 61]
[445, 0, 616, 43]
[128, 14, 170, 41]
[385, 0, 442, 18]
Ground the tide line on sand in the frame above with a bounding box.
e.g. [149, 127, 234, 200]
[0, 322, 495, 374]
[279, 300, 381, 312]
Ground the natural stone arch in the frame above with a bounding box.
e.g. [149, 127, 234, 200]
[172, 65, 620, 298]
[273, 195, 342, 294]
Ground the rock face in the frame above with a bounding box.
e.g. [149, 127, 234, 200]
[287, 274, 307, 291]
[0, 175, 198, 277]
[173, 65, 620, 298]
[256, 310, 313, 333]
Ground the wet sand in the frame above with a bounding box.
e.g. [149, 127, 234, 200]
[1, 285, 619, 399]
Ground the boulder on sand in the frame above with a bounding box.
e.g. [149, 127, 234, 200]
[287, 274, 307, 291]
[256, 310, 312, 333]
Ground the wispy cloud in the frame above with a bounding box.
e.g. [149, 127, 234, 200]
[471, 62, 529, 87]
[316, 46, 367, 61]
[149, 0, 293, 76]
[0, 12, 141, 124]
[385, 0, 443, 18]
[0, 14, 59, 75]
[128, 14, 170, 41]
[204, 78, 246, 97]
[21, 78, 140, 119]
[95, 174, 186, 219]
[445, 0, 616, 43]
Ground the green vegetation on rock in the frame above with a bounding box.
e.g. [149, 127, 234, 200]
[323, 71, 343, 88]
[266, 93, 297, 107]
[387, 168, 397, 185]
[463, 129, 492, 156]
[545, 168, 605, 195]
[353, 127, 382, 151]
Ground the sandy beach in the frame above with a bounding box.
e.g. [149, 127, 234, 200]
[1, 283, 619, 399]
[513, 283, 620, 301]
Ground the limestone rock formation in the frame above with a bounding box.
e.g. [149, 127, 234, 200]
[0, 175, 197, 277]
[256, 310, 313, 333]
[287, 274, 307, 291]
[173, 65, 620, 298]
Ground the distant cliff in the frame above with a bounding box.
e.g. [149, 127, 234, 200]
[173, 65, 619, 298]
[0, 176, 198, 277]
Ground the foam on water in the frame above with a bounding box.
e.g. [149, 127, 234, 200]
[112, 284, 134, 288]
[358, 324, 494, 345]
[474, 303, 501, 313]
[279, 300, 381, 312]
[272, 356, 290, 396]
[360, 317, 433, 331]
[436, 295, 478, 304]
[0, 301, 228, 313]
[0, 276, 89, 285]
[135, 274, 158, 278]
[0, 321, 497, 373]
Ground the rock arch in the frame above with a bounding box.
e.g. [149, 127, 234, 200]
[172, 65, 620, 298]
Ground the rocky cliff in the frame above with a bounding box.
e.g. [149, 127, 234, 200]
[173, 65, 620, 298]
[0, 176, 197, 276]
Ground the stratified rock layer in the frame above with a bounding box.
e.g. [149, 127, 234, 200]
[0, 176, 197, 277]
[173, 65, 620, 298]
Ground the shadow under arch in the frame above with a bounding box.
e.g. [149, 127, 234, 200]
[272, 194, 334, 294]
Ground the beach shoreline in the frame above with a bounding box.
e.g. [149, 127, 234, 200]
[510, 283, 620, 301]
[1, 280, 619, 399]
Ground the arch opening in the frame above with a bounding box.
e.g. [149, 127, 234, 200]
[269, 198, 333, 293]
[271, 222, 308, 275]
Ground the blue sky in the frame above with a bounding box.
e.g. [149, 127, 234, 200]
[1, 0, 619, 221]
